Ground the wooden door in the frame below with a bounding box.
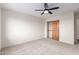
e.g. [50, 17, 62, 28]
[52, 20, 59, 41]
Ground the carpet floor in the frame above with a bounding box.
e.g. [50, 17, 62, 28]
[1, 39, 79, 55]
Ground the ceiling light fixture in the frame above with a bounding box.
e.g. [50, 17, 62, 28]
[44, 10, 48, 13]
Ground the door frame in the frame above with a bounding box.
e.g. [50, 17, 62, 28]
[47, 20, 60, 41]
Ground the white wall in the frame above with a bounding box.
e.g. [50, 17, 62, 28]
[45, 11, 75, 44]
[0, 8, 1, 50]
[2, 9, 45, 48]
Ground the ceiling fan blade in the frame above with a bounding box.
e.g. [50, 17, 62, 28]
[35, 9, 44, 11]
[41, 11, 44, 15]
[49, 7, 59, 10]
[48, 11, 53, 14]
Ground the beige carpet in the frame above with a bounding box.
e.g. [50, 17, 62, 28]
[1, 39, 79, 55]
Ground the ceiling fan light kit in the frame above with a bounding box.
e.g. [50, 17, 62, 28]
[44, 10, 48, 13]
[35, 3, 59, 15]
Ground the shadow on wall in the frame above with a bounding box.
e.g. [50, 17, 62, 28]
[1, 9, 44, 48]
[1, 13, 44, 48]
[1, 16, 12, 48]
[2, 17, 34, 48]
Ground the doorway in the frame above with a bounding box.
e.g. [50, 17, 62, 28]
[47, 20, 59, 41]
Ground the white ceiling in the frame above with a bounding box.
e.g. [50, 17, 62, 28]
[0, 3, 79, 19]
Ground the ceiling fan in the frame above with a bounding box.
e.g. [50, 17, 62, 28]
[35, 3, 59, 15]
